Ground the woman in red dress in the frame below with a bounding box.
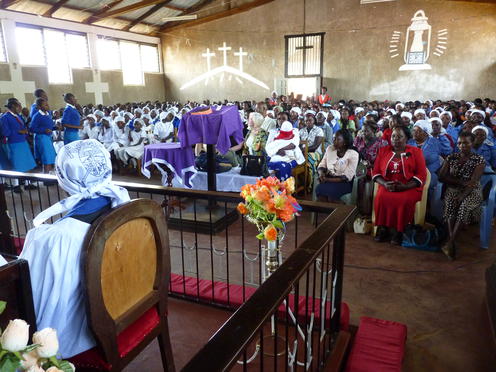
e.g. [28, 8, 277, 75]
[372, 126, 427, 245]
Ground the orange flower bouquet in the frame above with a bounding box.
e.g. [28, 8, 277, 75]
[237, 176, 301, 241]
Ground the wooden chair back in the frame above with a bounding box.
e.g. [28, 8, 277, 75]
[292, 140, 309, 195]
[82, 199, 174, 371]
[0, 258, 36, 339]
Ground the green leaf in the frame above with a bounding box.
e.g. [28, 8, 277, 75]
[59, 359, 75, 372]
[23, 343, 40, 353]
[0, 301, 6, 315]
[272, 220, 284, 229]
[256, 232, 264, 240]
[0, 355, 21, 372]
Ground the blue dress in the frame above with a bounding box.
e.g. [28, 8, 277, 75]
[0, 112, 36, 172]
[61, 104, 81, 144]
[30, 110, 56, 165]
[432, 135, 452, 157]
[473, 140, 496, 170]
[408, 137, 441, 190]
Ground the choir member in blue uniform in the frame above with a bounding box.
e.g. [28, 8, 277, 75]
[0, 98, 37, 193]
[61, 93, 82, 144]
[472, 125, 496, 173]
[30, 98, 56, 173]
[30, 89, 48, 118]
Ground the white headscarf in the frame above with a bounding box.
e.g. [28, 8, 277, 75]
[413, 119, 432, 135]
[414, 108, 426, 117]
[355, 107, 364, 115]
[440, 111, 452, 121]
[401, 112, 413, 120]
[33, 140, 130, 227]
[472, 125, 488, 136]
[290, 107, 302, 115]
[471, 109, 486, 118]
[330, 110, 341, 120]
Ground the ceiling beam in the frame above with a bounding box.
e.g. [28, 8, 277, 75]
[82, 0, 124, 24]
[89, 0, 167, 22]
[155, 0, 216, 32]
[123, 0, 172, 31]
[163, 4, 187, 12]
[42, 0, 69, 17]
[157, 0, 274, 34]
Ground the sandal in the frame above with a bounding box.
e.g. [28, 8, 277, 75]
[441, 241, 455, 260]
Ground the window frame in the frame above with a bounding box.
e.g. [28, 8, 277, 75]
[284, 32, 325, 79]
[0, 21, 8, 64]
[119, 40, 145, 86]
[15, 24, 47, 67]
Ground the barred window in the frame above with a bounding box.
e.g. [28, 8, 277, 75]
[285, 33, 324, 78]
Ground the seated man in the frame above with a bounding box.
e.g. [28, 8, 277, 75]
[19, 139, 130, 358]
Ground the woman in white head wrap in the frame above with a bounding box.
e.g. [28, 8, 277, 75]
[244, 112, 267, 156]
[152, 111, 175, 144]
[107, 116, 129, 154]
[472, 125, 496, 169]
[20, 140, 130, 358]
[266, 121, 304, 180]
[408, 119, 442, 191]
[414, 108, 426, 121]
[114, 118, 147, 167]
[429, 117, 454, 154]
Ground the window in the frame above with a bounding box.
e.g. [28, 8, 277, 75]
[97, 38, 121, 70]
[0, 25, 7, 63]
[285, 33, 324, 78]
[360, 0, 396, 3]
[66, 33, 90, 68]
[140, 44, 159, 73]
[16, 26, 45, 65]
[44, 28, 72, 84]
[120, 41, 143, 85]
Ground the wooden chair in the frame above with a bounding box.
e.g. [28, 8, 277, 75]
[372, 169, 431, 236]
[292, 140, 309, 195]
[0, 257, 36, 339]
[70, 199, 175, 372]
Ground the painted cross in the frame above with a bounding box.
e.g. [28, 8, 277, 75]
[0, 64, 36, 107]
[233, 47, 248, 72]
[218, 42, 232, 66]
[202, 48, 216, 71]
[85, 71, 109, 105]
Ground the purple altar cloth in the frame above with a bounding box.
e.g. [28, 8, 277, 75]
[178, 105, 244, 154]
[142, 143, 196, 188]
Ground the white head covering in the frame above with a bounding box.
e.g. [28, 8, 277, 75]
[395, 103, 405, 110]
[414, 108, 426, 117]
[94, 110, 104, 118]
[386, 108, 397, 115]
[114, 116, 125, 124]
[290, 107, 302, 115]
[472, 125, 488, 136]
[134, 108, 142, 114]
[266, 110, 275, 117]
[401, 112, 413, 120]
[440, 111, 452, 121]
[33, 140, 130, 227]
[471, 109, 486, 118]
[413, 119, 432, 135]
[355, 107, 364, 115]
[142, 114, 152, 122]
[429, 117, 442, 126]
[330, 110, 341, 120]
[280, 121, 293, 132]
[87, 114, 97, 122]
[305, 109, 316, 116]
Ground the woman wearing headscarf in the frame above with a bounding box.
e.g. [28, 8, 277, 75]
[471, 125, 496, 171]
[408, 119, 441, 191]
[316, 129, 359, 202]
[61, 93, 82, 144]
[153, 111, 175, 143]
[429, 117, 453, 156]
[439, 131, 485, 259]
[266, 121, 305, 180]
[373, 126, 427, 245]
[243, 112, 267, 156]
[20, 139, 130, 357]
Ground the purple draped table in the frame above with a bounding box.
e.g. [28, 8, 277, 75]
[142, 143, 197, 188]
[178, 105, 244, 154]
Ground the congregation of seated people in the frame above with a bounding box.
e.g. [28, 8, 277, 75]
[1, 88, 495, 260]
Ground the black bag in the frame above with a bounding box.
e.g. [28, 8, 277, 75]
[402, 224, 446, 252]
[195, 153, 232, 173]
[240, 155, 268, 177]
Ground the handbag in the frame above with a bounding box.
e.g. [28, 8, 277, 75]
[353, 217, 372, 234]
[240, 155, 268, 177]
[401, 224, 445, 252]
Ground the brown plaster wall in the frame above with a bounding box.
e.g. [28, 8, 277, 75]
[161, 0, 496, 102]
[10, 65, 165, 109]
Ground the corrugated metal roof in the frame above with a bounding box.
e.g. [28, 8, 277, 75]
[144, 7, 181, 25]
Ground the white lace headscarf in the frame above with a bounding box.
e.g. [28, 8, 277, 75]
[33, 140, 130, 227]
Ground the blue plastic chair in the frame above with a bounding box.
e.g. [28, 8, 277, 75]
[430, 181, 444, 222]
[480, 174, 496, 249]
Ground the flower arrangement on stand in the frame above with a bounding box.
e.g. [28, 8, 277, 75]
[0, 301, 75, 372]
[237, 176, 301, 278]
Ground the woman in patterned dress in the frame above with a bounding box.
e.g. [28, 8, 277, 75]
[439, 131, 486, 259]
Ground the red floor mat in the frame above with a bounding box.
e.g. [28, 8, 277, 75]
[169, 273, 350, 331]
[345, 316, 407, 372]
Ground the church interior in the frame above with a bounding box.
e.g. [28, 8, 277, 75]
[0, 0, 495, 371]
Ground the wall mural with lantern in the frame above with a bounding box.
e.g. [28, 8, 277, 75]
[389, 10, 448, 71]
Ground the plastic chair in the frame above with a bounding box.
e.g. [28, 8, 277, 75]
[372, 169, 431, 236]
[480, 174, 496, 249]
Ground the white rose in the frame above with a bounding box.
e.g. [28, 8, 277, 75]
[21, 350, 40, 369]
[32, 328, 59, 358]
[46, 367, 64, 372]
[0, 319, 29, 351]
[26, 365, 45, 372]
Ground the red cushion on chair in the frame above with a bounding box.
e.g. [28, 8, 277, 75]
[345, 316, 407, 372]
[69, 307, 160, 370]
